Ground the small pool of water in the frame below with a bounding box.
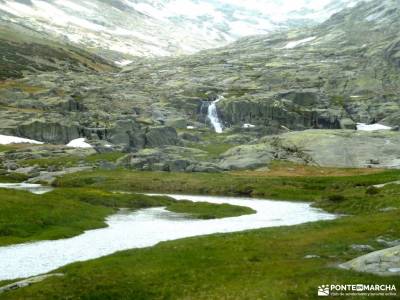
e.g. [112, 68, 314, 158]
[0, 183, 53, 194]
[0, 189, 336, 280]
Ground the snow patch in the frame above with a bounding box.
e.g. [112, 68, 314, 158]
[243, 124, 256, 128]
[357, 123, 392, 131]
[115, 60, 133, 67]
[66, 138, 92, 148]
[0, 134, 43, 145]
[283, 37, 316, 49]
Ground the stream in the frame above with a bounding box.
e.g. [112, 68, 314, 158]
[0, 187, 336, 281]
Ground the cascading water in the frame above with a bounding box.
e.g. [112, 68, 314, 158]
[207, 95, 224, 133]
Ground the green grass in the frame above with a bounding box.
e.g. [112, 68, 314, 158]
[167, 200, 255, 219]
[21, 156, 81, 168]
[0, 145, 16, 153]
[0, 188, 112, 246]
[19, 152, 125, 168]
[55, 169, 400, 214]
[2, 168, 400, 299]
[183, 130, 235, 158]
[3, 212, 399, 299]
[84, 152, 125, 163]
[190, 143, 234, 158]
[0, 172, 28, 183]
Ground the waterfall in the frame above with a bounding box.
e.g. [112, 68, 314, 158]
[207, 96, 224, 133]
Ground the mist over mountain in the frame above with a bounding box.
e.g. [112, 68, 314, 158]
[0, 0, 369, 61]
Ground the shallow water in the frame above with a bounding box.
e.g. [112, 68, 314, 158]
[0, 183, 54, 194]
[0, 193, 336, 280]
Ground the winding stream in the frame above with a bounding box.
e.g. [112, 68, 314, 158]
[0, 189, 336, 281]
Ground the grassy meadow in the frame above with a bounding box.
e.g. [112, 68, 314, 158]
[1, 163, 400, 299]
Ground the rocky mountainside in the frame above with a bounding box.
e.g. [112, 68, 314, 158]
[119, 0, 400, 131]
[0, 20, 116, 80]
[0, 0, 369, 61]
[0, 0, 399, 172]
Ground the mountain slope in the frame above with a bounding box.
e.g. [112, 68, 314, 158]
[0, 0, 398, 146]
[0, 20, 116, 80]
[0, 0, 370, 61]
[117, 0, 400, 129]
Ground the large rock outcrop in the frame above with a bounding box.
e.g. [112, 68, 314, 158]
[340, 245, 400, 276]
[15, 121, 81, 144]
[218, 130, 400, 169]
[145, 126, 180, 148]
[107, 120, 145, 149]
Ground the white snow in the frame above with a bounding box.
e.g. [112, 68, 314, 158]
[0, 134, 43, 145]
[356, 123, 392, 131]
[0, 193, 336, 280]
[66, 138, 92, 148]
[0, 0, 104, 31]
[187, 126, 195, 130]
[0, 183, 53, 194]
[115, 60, 133, 67]
[55, 0, 91, 13]
[283, 37, 316, 49]
[243, 124, 256, 128]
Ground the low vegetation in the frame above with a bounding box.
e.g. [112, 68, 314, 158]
[0, 187, 254, 247]
[0, 188, 112, 246]
[1, 166, 400, 299]
[167, 200, 255, 219]
[3, 211, 399, 299]
[55, 168, 400, 214]
[0, 172, 28, 183]
[19, 152, 126, 168]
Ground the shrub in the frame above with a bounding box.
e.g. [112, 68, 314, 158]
[327, 194, 346, 202]
[366, 186, 380, 195]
